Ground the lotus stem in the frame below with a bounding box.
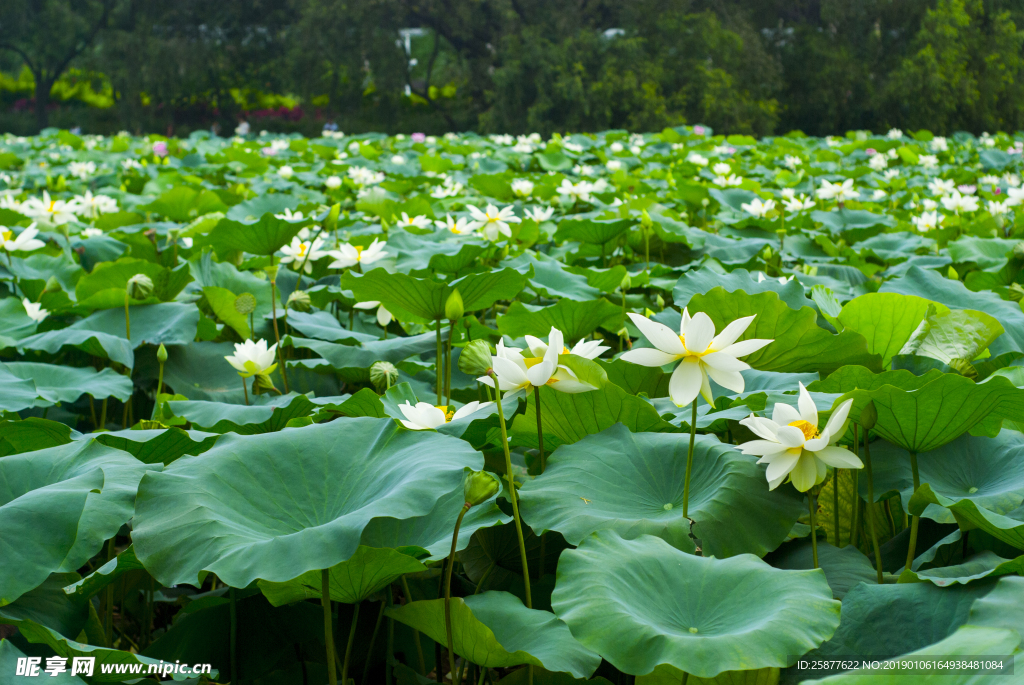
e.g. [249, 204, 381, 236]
[361, 600, 386, 685]
[445, 320, 454, 404]
[850, 426, 860, 548]
[682, 401, 698, 518]
[342, 602, 359, 685]
[152, 359, 165, 420]
[489, 373, 532, 608]
[446, 505, 470, 685]
[385, 579, 395, 685]
[833, 469, 841, 546]
[230, 587, 238, 682]
[535, 389, 545, 473]
[268, 260, 290, 394]
[242, 376, 249, 406]
[644, 229, 650, 274]
[124, 291, 131, 342]
[104, 537, 115, 646]
[400, 576, 426, 674]
[808, 491, 819, 569]
[99, 397, 107, 430]
[436, 319, 443, 405]
[863, 433, 884, 583]
[323, 570, 337, 685]
[905, 451, 921, 571]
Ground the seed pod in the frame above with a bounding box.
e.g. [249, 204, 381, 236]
[458, 340, 493, 377]
[234, 292, 257, 315]
[369, 361, 399, 392]
[859, 401, 877, 431]
[287, 289, 312, 312]
[126, 273, 154, 300]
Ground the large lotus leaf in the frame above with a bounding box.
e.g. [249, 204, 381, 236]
[74, 258, 191, 309]
[597, 358, 670, 397]
[17, 327, 135, 368]
[904, 551, 1024, 586]
[898, 307, 1004, 366]
[144, 340, 246, 402]
[765, 539, 877, 600]
[910, 485, 1024, 550]
[285, 310, 378, 343]
[0, 639, 88, 683]
[342, 267, 527, 322]
[0, 418, 76, 457]
[286, 330, 441, 382]
[63, 546, 145, 600]
[639, 665, 779, 685]
[673, 268, 811, 313]
[132, 417, 482, 587]
[67, 302, 200, 347]
[204, 214, 305, 256]
[551, 532, 840, 678]
[502, 252, 601, 301]
[0, 364, 47, 410]
[498, 299, 622, 343]
[387, 591, 602, 677]
[92, 427, 219, 465]
[258, 545, 426, 605]
[880, 265, 1024, 356]
[837, 293, 948, 368]
[0, 440, 156, 605]
[0, 362, 132, 404]
[16, 619, 205, 682]
[0, 572, 87, 637]
[518, 426, 803, 558]
[165, 393, 316, 434]
[668, 288, 882, 374]
[554, 217, 632, 244]
[967, 575, 1024, 637]
[811, 209, 895, 234]
[0, 295, 42, 347]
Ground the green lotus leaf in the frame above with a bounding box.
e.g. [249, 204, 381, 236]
[92, 427, 219, 465]
[258, 545, 426, 605]
[165, 393, 316, 434]
[0, 440, 156, 605]
[673, 268, 811, 313]
[551, 532, 840, 678]
[664, 288, 882, 375]
[285, 330, 441, 382]
[62, 546, 145, 601]
[966, 575, 1024, 636]
[428, 242, 490, 275]
[0, 639, 88, 684]
[765, 538, 877, 600]
[203, 285, 251, 338]
[898, 306, 1004, 366]
[132, 417, 482, 587]
[142, 341, 249, 403]
[638, 665, 779, 685]
[903, 551, 1024, 586]
[0, 573, 87, 637]
[498, 299, 622, 343]
[0, 363, 47, 410]
[0, 362, 132, 405]
[0, 418, 76, 457]
[597, 358, 670, 397]
[910, 484, 1024, 550]
[387, 591, 601, 677]
[286, 310, 378, 343]
[203, 213, 306, 256]
[554, 217, 632, 245]
[518, 426, 803, 558]
[0, 295, 43, 346]
[811, 208, 894, 234]
[67, 302, 201, 348]
[837, 293, 948, 368]
[187, 250, 276, 323]
[948, 236, 1019, 270]
[503, 252, 602, 301]
[74, 258, 191, 309]
[17, 326, 135, 368]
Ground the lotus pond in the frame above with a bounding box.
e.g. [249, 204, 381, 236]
[1, 126, 1024, 684]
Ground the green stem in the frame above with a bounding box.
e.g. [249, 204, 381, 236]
[446, 320, 454, 405]
[446, 506, 470, 685]
[152, 360, 165, 420]
[384, 586, 395, 685]
[323, 570, 337, 685]
[269, 259, 290, 394]
[905, 451, 921, 571]
[644, 229, 650, 274]
[863, 433, 884, 584]
[435, 319, 443, 405]
[833, 469, 841, 547]
[400, 576, 425, 675]
[342, 602, 359, 685]
[242, 376, 249, 406]
[474, 562, 496, 595]
[124, 292, 131, 342]
[99, 397, 107, 430]
[230, 587, 238, 683]
[682, 401, 697, 518]
[489, 374, 532, 608]
[361, 601, 386, 685]
[850, 426, 860, 548]
[535, 389, 545, 473]
[104, 537, 115, 646]
[809, 491, 819, 569]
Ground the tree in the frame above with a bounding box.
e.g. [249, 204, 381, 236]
[0, 0, 114, 131]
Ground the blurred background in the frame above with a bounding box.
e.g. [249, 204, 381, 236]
[2, 0, 1023, 137]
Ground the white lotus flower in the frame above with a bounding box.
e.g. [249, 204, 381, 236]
[328, 238, 388, 269]
[556, 178, 595, 202]
[325, 175, 342, 189]
[988, 200, 1010, 216]
[918, 154, 938, 169]
[435, 214, 474, 235]
[23, 298, 48, 322]
[1, 224, 45, 252]
[466, 204, 521, 241]
[783, 155, 802, 169]
[816, 179, 858, 202]
[398, 401, 492, 430]
[225, 339, 278, 378]
[71, 190, 118, 219]
[80, 227, 103, 238]
[928, 178, 955, 196]
[353, 300, 393, 326]
[68, 161, 97, 179]
[868, 154, 888, 171]
[275, 208, 305, 221]
[395, 212, 432, 230]
[620, 309, 773, 407]
[479, 329, 596, 399]
[524, 206, 555, 222]
[737, 384, 861, 492]
[741, 198, 775, 218]
[511, 179, 534, 197]
[712, 162, 732, 175]
[21, 191, 76, 224]
[523, 327, 609, 361]
[686, 152, 709, 167]
[279, 236, 327, 273]
[930, 136, 948, 152]
[278, 165, 294, 179]
[713, 174, 743, 187]
[783, 195, 815, 212]
[886, 128, 903, 139]
[911, 211, 942, 232]
[940, 191, 979, 214]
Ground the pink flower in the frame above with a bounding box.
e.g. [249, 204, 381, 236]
[153, 141, 168, 157]
[865, 148, 877, 156]
[693, 125, 706, 135]
[411, 132, 426, 143]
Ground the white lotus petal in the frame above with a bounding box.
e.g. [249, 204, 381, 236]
[668, 357, 702, 407]
[628, 312, 685, 355]
[620, 347, 679, 367]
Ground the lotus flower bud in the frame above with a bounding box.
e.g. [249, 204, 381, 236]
[234, 292, 257, 315]
[859, 401, 877, 431]
[463, 470, 501, 507]
[639, 209, 653, 230]
[126, 273, 154, 300]
[156, 343, 168, 363]
[287, 289, 312, 312]
[43, 275, 61, 293]
[459, 340, 493, 376]
[1014, 241, 1024, 260]
[251, 372, 280, 396]
[369, 361, 399, 392]
[620, 273, 631, 291]
[324, 203, 341, 231]
[655, 293, 665, 310]
[1008, 283, 1024, 302]
[265, 264, 279, 282]
[445, 288, 464, 321]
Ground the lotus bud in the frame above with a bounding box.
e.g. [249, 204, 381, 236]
[251, 373, 280, 396]
[156, 343, 168, 363]
[445, 288, 464, 322]
[1008, 283, 1024, 302]
[234, 292, 257, 315]
[287, 289, 312, 312]
[459, 340, 493, 376]
[859, 401, 877, 431]
[655, 293, 665, 309]
[463, 470, 501, 507]
[639, 209, 653, 230]
[620, 273, 631, 291]
[126, 273, 154, 300]
[324, 203, 341, 231]
[370, 361, 399, 392]
[43, 275, 61, 293]
[1014, 241, 1024, 260]
[265, 264, 279, 282]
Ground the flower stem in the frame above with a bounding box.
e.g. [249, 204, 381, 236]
[399, 576, 426, 675]
[152, 359, 165, 420]
[682, 401, 697, 519]
[435, 319, 443, 405]
[850, 426, 860, 548]
[323, 570, 337, 685]
[269, 260, 290, 394]
[342, 602, 359, 685]
[905, 451, 921, 571]
[445, 505, 470, 685]
[242, 376, 249, 406]
[446, 320, 454, 404]
[862, 433, 884, 584]
[124, 291, 131, 342]
[833, 469, 841, 546]
[361, 600, 386, 685]
[490, 375, 532, 609]
[535, 389, 545, 474]
[808, 491, 819, 569]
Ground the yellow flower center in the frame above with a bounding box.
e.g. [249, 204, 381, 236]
[355, 245, 364, 258]
[678, 334, 710, 358]
[297, 243, 307, 257]
[435, 405, 455, 422]
[48, 200, 56, 212]
[788, 420, 819, 441]
[1, 229, 11, 242]
[524, 356, 544, 368]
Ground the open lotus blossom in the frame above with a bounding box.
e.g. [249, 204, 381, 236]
[816, 178, 858, 203]
[741, 198, 775, 218]
[911, 211, 942, 232]
[21, 191, 77, 224]
[395, 212, 432, 230]
[328, 238, 388, 269]
[556, 178, 595, 203]
[435, 214, 474, 235]
[479, 330, 596, 399]
[621, 309, 773, 407]
[523, 206, 555, 222]
[466, 204, 521, 241]
[279, 236, 327, 273]
[737, 384, 861, 492]
[274, 208, 305, 221]
[225, 339, 278, 378]
[1, 224, 45, 252]
[353, 300, 393, 326]
[511, 178, 534, 197]
[398, 401, 492, 430]
[523, 328, 609, 360]
[783, 194, 815, 212]
[22, 298, 48, 322]
[71, 191, 118, 219]
[940, 191, 979, 214]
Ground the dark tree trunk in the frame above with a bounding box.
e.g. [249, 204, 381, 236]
[34, 76, 51, 132]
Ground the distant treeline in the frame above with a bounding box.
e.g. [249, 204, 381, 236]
[2, 0, 1023, 136]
